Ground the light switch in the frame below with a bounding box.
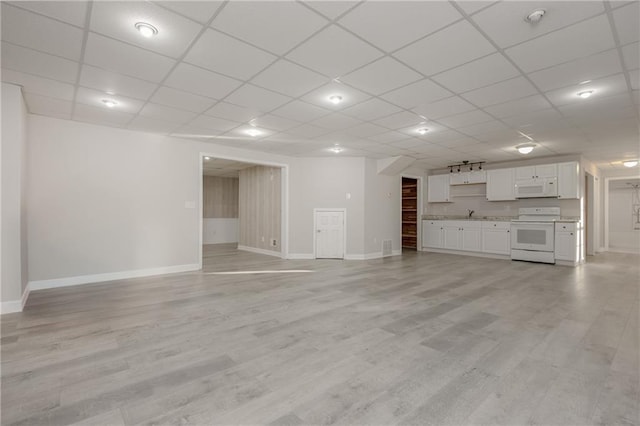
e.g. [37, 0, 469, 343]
[184, 201, 196, 209]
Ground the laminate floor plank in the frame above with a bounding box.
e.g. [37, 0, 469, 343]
[1, 246, 638, 425]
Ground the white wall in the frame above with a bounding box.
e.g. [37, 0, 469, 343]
[364, 158, 401, 256]
[608, 183, 640, 253]
[203, 219, 238, 244]
[1, 83, 28, 313]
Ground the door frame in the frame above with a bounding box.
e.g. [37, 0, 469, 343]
[401, 174, 423, 250]
[313, 208, 347, 259]
[199, 152, 289, 269]
[604, 174, 640, 251]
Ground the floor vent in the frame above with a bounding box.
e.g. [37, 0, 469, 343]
[382, 240, 392, 257]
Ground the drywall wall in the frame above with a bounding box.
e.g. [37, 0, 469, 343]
[288, 157, 365, 257]
[1, 83, 28, 312]
[238, 165, 281, 253]
[203, 219, 238, 244]
[27, 115, 291, 284]
[608, 185, 640, 252]
[364, 158, 401, 256]
[203, 176, 239, 244]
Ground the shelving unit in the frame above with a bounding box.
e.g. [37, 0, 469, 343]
[402, 177, 418, 250]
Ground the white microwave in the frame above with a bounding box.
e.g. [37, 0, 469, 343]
[515, 177, 558, 198]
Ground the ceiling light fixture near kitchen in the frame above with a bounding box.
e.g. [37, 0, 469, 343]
[623, 160, 639, 167]
[330, 144, 343, 153]
[328, 95, 343, 105]
[577, 90, 594, 99]
[516, 143, 536, 154]
[204, 156, 211, 161]
[101, 99, 118, 108]
[135, 22, 158, 38]
[417, 127, 429, 135]
[524, 8, 546, 23]
[246, 128, 262, 137]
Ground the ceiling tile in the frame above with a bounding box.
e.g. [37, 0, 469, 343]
[461, 76, 538, 107]
[343, 122, 388, 138]
[302, 1, 359, 20]
[251, 60, 328, 97]
[90, 1, 203, 58]
[504, 15, 615, 73]
[484, 95, 552, 119]
[457, 119, 509, 137]
[432, 53, 520, 93]
[389, 138, 425, 150]
[394, 20, 496, 76]
[454, 1, 498, 15]
[171, 124, 223, 138]
[613, 2, 639, 45]
[23, 93, 73, 120]
[381, 78, 452, 109]
[79, 64, 158, 100]
[437, 109, 493, 127]
[271, 100, 331, 122]
[224, 84, 292, 112]
[1, 69, 75, 100]
[622, 42, 639, 71]
[341, 98, 402, 121]
[5, 1, 88, 26]
[154, 1, 223, 24]
[544, 73, 629, 107]
[374, 111, 424, 130]
[285, 123, 333, 138]
[286, 25, 383, 78]
[73, 103, 134, 127]
[500, 108, 565, 129]
[84, 33, 176, 83]
[412, 96, 476, 120]
[1, 42, 78, 83]
[423, 129, 469, 143]
[212, 1, 328, 55]
[312, 112, 363, 130]
[471, 1, 604, 48]
[184, 29, 276, 80]
[1, 5, 84, 60]
[188, 115, 240, 132]
[338, 1, 461, 52]
[225, 126, 273, 140]
[341, 57, 423, 95]
[138, 102, 197, 124]
[164, 63, 242, 99]
[630, 69, 639, 90]
[128, 115, 180, 134]
[300, 82, 371, 110]
[249, 114, 301, 132]
[150, 86, 215, 113]
[205, 101, 260, 122]
[366, 131, 410, 144]
[76, 87, 144, 114]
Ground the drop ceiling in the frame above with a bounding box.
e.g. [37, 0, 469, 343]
[202, 157, 253, 177]
[1, 0, 638, 171]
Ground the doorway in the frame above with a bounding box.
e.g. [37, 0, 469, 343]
[401, 177, 418, 251]
[585, 172, 595, 256]
[314, 209, 345, 259]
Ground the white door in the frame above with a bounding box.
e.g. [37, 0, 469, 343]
[315, 210, 344, 259]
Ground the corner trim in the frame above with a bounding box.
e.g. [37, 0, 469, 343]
[0, 300, 22, 315]
[27, 264, 200, 292]
[21, 284, 30, 309]
[237, 245, 283, 258]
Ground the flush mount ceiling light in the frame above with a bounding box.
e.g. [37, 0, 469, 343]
[330, 144, 343, 153]
[524, 8, 546, 23]
[417, 127, 429, 135]
[579, 80, 592, 85]
[204, 156, 211, 161]
[516, 143, 536, 154]
[623, 160, 639, 167]
[101, 99, 118, 108]
[246, 128, 261, 137]
[577, 90, 594, 99]
[135, 22, 158, 38]
[328, 95, 343, 105]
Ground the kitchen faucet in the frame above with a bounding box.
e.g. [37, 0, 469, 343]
[468, 209, 474, 218]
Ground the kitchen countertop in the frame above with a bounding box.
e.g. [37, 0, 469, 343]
[422, 215, 581, 222]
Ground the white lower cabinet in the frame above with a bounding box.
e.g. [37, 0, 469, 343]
[442, 221, 462, 250]
[481, 222, 511, 255]
[422, 221, 443, 248]
[555, 222, 579, 263]
[461, 222, 482, 251]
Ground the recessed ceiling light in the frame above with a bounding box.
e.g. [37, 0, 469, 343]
[101, 99, 118, 108]
[417, 128, 429, 135]
[579, 80, 592, 85]
[246, 128, 261, 137]
[204, 156, 211, 160]
[524, 9, 545, 23]
[516, 143, 536, 154]
[330, 145, 343, 153]
[623, 160, 639, 167]
[577, 90, 594, 99]
[328, 95, 343, 105]
[135, 22, 158, 38]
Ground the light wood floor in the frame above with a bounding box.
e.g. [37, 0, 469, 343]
[2, 244, 638, 425]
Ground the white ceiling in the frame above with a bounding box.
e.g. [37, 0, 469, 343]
[202, 157, 252, 177]
[1, 1, 638, 171]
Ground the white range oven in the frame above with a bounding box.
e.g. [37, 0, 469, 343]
[511, 207, 560, 264]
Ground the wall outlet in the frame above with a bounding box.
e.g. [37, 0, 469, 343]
[270, 238, 277, 247]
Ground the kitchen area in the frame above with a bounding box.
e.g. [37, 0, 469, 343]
[423, 158, 583, 266]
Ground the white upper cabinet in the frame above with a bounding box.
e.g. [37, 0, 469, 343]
[450, 170, 486, 185]
[515, 164, 557, 179]
[427, 174, 451, 202]
[557, 161, 579, 199]
[486, 168, 515, 201]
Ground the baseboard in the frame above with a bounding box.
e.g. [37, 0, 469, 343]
[287, 253, 314, 260]
[606, 247, 640, 254]
[0, 300, 22, 315]
[237, 245, 283, 258]
[27, 263, 200, 292]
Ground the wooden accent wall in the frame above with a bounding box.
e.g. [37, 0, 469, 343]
[238, 166, 281, 253]
[203, 176, 239, 218]
[402, 177, 418, 249]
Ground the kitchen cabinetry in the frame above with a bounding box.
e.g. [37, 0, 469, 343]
[515, 164, 557, 180]
[557, 161, 579, 199]
[486, 168, 516, 201]
[555, 222, 579, 263]
[461, 222, 482, 251]
[481, 222, 511, 255]
[442, 221, 461, 250]
[441, 221, 482, 251]
[450, 170, 487, 185]
[422, 221, 443, 248]
[427, 174, 450, 202]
